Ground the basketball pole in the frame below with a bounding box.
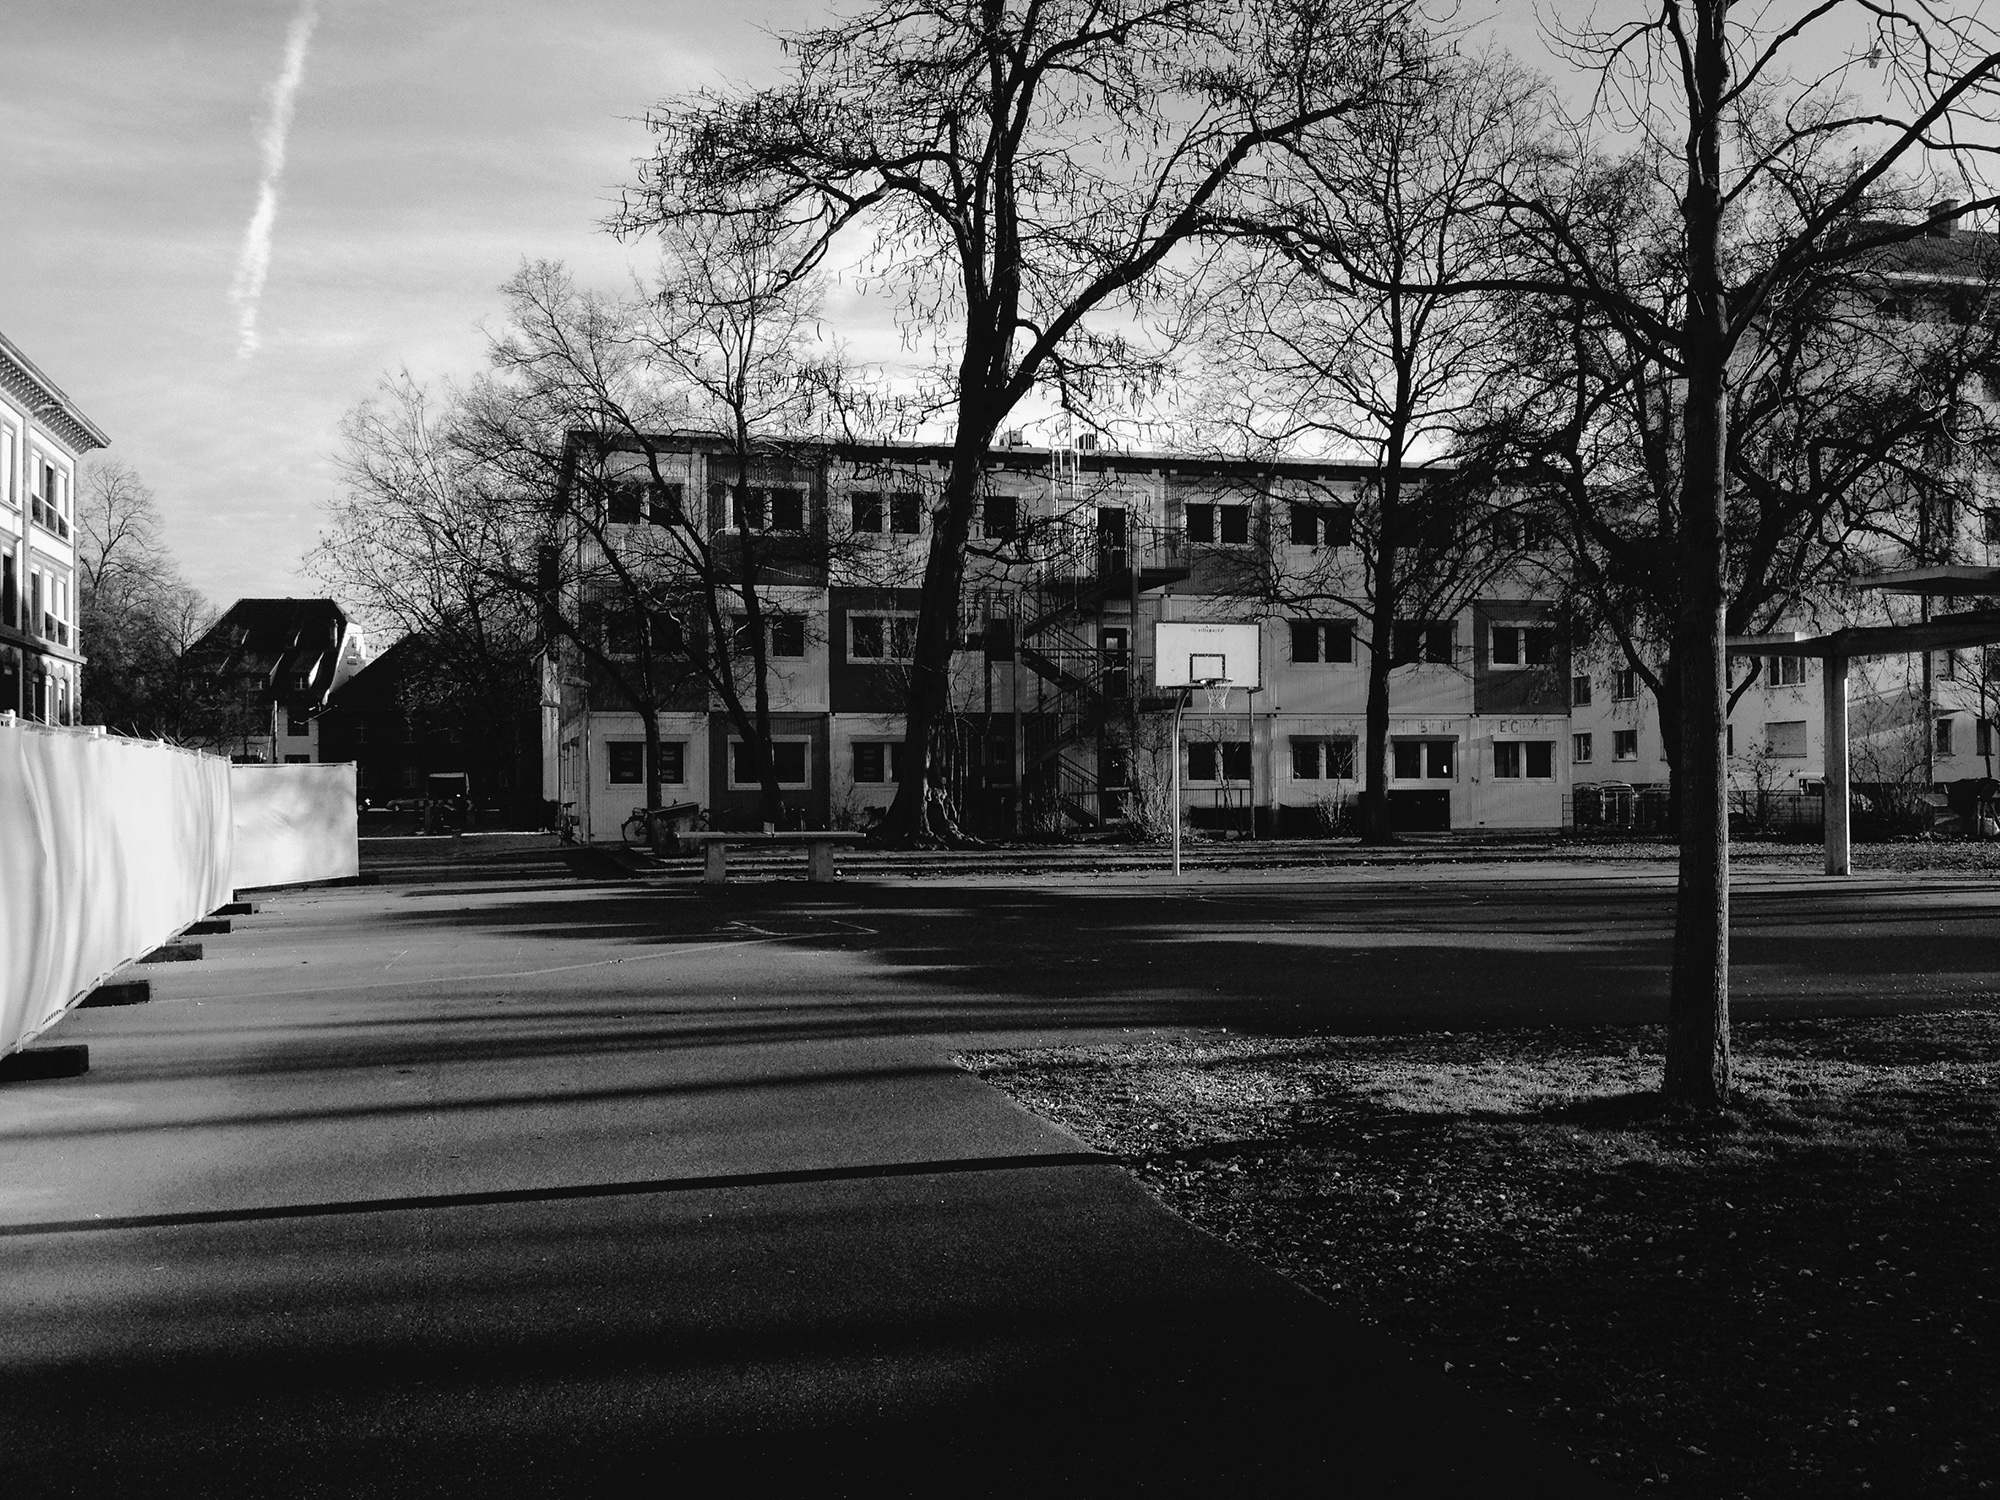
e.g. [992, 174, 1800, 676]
[1171, 686, 1189, 876]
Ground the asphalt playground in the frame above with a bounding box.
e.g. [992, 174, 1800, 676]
[5, 839, 1995, 1495]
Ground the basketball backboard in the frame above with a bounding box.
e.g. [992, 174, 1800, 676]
[1153, 621, 1262, 689]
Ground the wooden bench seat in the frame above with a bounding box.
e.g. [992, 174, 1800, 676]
[674, 831, 870, 883]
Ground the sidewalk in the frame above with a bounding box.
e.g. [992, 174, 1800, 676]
[1, 859, 1624, 1495]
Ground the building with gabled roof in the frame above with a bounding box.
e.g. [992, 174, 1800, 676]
[181, 598, 366, 763]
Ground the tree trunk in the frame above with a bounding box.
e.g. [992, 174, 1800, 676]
[1663, 4, 1732, 1110]
[1357, 475, 1402, 846]
[880, 424, 992, 845]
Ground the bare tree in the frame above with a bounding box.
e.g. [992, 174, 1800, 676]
[321, 217, 872, 835]
[614, 0, 1424, 842]
[1265, 3, 2000, 1106]
[1191, 51, 1547, 843]
[74, 460, 216, 738]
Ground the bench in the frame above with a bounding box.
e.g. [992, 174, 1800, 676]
[675, 831, 870, 883]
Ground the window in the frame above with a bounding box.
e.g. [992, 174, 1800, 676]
[1391, 738, 1455, 780]
[1766, 720, 1807, 758]
[649, 483, 683, 526]
[983, 494, 1019, 540]
[851, 491, 883, 533]
[1763, 654, 1807, 687]
[1613, 729, 1639, 760]
[1613, 668, 1638, 700]
[850, 612, 917, 662]
[1936, 716, 1956, 756]
[1727, 724, 1735, 755]
[1571, 674, 1592, 707]
[1187, 741, 1252, 782]
[1290, 737, 1356, 780]
[731, 739, 809, 787]
[1490, 624, 1554, 667]
[1185, 504, 1251, 545]
[1573, 732, 1593, 764]
[852, 741, 908, 783]
[609, 741, 688, 786]
[608, 481, 643, 525]
[735, 614, 806, 659]
[1393, 621, 1455, 666]
[1938, 649, 1960, 682]
[1289, 620, 1354, 665]
[1978, 718, 1994, 757]
[287, 710, 310, 736]
[889, 492, 921, 534]
[723, 486, 804, 532]
[1493, 741, 1556, 779]
[1984, 506, 2000, 544]
[1289, 503, 1353, 547]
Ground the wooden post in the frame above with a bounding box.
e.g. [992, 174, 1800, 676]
[1823, 654, 1850, 876]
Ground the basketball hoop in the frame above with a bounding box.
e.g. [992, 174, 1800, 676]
[1199, 678, 1230, 715]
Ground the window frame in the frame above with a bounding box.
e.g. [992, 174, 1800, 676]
[1572, 732, 1593, 764]
[1390, 737, 1457, 781]
[1288, 736, 1357, 781]
[1612, 728, 1640, 761]
[607, 739, 689, 787]
[850, 739, 908, 785]
[1186, 739, 1253, 784]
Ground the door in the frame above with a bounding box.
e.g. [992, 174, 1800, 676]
[1097, 506, 1128, 577]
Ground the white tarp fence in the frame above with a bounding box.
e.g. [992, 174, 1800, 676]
[231, 762, 359, 892]
[0, 720, 233, 1057]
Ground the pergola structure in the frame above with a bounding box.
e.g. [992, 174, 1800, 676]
[1729, 566, 2000, 875]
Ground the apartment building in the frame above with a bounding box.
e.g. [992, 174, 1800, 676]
[543, 434, 1571, 839]
[1, 329, 108, 723]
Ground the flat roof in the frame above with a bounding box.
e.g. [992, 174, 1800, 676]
[1731, 607, 2000, 658]
[1853, 565, 2000, 597]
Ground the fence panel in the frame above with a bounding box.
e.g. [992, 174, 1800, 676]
[231, 763, 359, 891]
[0, 721, 232, 1057]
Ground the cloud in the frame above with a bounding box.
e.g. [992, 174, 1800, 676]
[229, 0, 320, 359]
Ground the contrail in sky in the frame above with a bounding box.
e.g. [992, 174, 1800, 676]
[230, 0, 321, 359]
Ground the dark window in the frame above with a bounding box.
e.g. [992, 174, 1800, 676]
[1978, 718, 1994, 757]
[1526, 741, 1554, 778]
[1290, 504, 1353, 547]
[609, 743, 644, 783]
[850, 614, 914, 661]
[651, 613, 685, 655]
[1494, 741, 1521, 778]
[733, 740, 809, 786]
[732, 488, 766, 530]
[1492, 625, 1521, 666]
[1186, 505, 1214, 544]
[1614, 729, 1639, 759]
[768, 487, 805, 532]
[1613, 668, 1638, 700]
[1395, 622, 1455, 666]
[607, 610, 643, 655]
[1289, 620, 1353, 664]
[1573, 732, 1593, 763]
[984, 494, 1019, 540]
[1290, 737, 1357, 780]
[1936, 717, 1956, 756]
[769, 616, 806, 658]
[649, 483, 683, 525]
[851, 616, 883, 659]
[608, 482, 643, 525]
[1188, 742, 1219, 781]
[1221, 742, 1252, 781]
[1291, 738, 1320, 778]
[851, 491, 883, 533]
[1984, 506, 2000, 544]
[1571, 674, 1592, 707]
[1395, 739, 1455, 779]
[1217, 506, 1250, 545]
[853, 742, 905, 783]
[889, 492, 921, 534]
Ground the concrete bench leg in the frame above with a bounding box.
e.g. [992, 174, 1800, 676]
[704, 843, 730, 884]
[808, 843, 836, 882]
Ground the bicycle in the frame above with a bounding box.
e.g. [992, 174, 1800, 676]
[554, 802, 580, 846]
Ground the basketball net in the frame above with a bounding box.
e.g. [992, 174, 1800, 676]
[1199, 678, 1230, 715]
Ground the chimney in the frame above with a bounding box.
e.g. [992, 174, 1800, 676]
[1925, 198, 1963, 238]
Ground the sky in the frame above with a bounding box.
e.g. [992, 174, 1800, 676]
[0, 0, 833, 609]
[1, 0, 1905, 614]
